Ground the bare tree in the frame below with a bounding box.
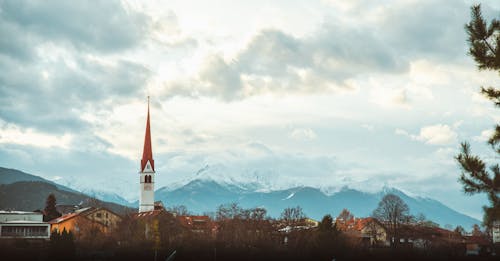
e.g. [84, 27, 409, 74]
[336, 208, 354, 231]
[169, 205, 190, 216]
[372, 194, 410, 247]
[280, 206, 306, 228]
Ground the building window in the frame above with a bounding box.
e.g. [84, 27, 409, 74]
[1, 226, 48, 237]
[96, 213, 102, 218]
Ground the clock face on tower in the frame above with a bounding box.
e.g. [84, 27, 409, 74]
[144, 184, 152, 191]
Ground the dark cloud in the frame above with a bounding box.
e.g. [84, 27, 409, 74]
[237, 30, 306, 77]
[0, 0, 149, 55]
[0, 55, 151, 133]
[0, 21, 35, 61]
[189, 24, 406, 100]
[0, 0, 153, 135]
[199, 55, 243, 100]
[377, 0, 470, 62]
[168, 0, 494, 101]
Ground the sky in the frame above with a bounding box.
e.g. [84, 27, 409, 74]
[0, 0, 499, 220]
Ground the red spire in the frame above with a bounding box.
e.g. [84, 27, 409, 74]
[141, 97, 154, 172]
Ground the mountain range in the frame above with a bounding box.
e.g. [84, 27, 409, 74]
[0, 167, 134, 215]
[155, 179, 480, 229]
[0, 166, 480, 229]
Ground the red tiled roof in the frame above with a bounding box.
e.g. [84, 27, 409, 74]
[465, 235, 490, 245]
[177, 215, 215, 231]
[48, 207, 93, 224]
[132, 210, 163, 220]
[141, 99, 154, 172]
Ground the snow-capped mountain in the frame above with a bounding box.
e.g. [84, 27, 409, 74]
[0, 166, 482, 229]
[155, 179, 480, 229]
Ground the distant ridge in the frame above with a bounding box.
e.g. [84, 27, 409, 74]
[0, 166, 481, 229]
[0, 167, 134, 215]
[156, 179, 481, 229]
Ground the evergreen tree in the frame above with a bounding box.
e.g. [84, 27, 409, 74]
[318, 214, 336, 232]
[312, 214, 343, 260]
[457, 4, 500, 228]
[43, 193, 62, 222]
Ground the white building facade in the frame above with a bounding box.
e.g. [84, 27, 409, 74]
[0, 211, 51, 239]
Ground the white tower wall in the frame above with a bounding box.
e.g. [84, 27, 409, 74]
[139, 160, 155, 212]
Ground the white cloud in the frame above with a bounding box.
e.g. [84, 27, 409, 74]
[415, 124, 457, 145]
[288, 128, 317, 141]
[0, 122, 72, 149]
[473, 129, 494, 142]
[395, 124, 458, 145]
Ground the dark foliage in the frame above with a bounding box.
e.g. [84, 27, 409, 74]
[48, 228, 76, 261]
[457, 4, 500, 228]
[43, 193, 61, 222]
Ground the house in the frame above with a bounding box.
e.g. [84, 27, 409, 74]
[56, 204, 80, 215]
[464, 235, 491, 256]
[49, 207, 122, 239]
[0, 210, 51, 240]
[130, 209, 189, 243]
[177, 215, 216, 235]
[345, 218, 389, 247]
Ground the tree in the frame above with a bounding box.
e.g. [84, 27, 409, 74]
[280, 206, 306, 227]
[318, 214, 335, 232]
[49, 227, 75, 260]
[335, 208, 354, 231]
[454, 225, 465, 236]
[311, 215, 344, 260]
[457, 4, 500, 228]
[472, 224, 483, 237]
[372, 194, 410, 247]
[43, 193, 61, 222]
[216, 202, 243, 221]
[169, 205, 190, 216]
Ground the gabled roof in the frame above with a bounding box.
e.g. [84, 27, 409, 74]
[48, 207, 121, 224]
[48, 207, 93, 224]
[351, 217, 386, 231]
[177, 215, 211, 226]
[140, 98, 155, 173]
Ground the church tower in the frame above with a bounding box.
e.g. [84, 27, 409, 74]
[139, 97, 155, 212]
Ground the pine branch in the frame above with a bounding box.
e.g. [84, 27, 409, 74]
[481, 87, 500, 107]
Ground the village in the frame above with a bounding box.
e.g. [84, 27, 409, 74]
[0, 197, 498, 260]
[0, 100, 498, 260]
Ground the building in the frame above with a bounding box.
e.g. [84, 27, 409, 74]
[131, 209, 179, 241]
[464, 235, 492, 256]
[139, 97, 156, 213]
[0, 210, 51, 240]
[177, 215, 216, 235]
[49, 207, 122, 240]
[493, 221, 500, 244]
[354, 218, 389, 246]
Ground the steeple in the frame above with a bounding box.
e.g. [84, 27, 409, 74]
[140, 96, 154, 173]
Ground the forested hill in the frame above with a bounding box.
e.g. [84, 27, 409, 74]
[0, 181, 134, 215]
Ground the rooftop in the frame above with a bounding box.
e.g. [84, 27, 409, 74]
[0, 210, 42, 215]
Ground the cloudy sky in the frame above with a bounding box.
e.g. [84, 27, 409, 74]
[0, 0, 499, 219]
